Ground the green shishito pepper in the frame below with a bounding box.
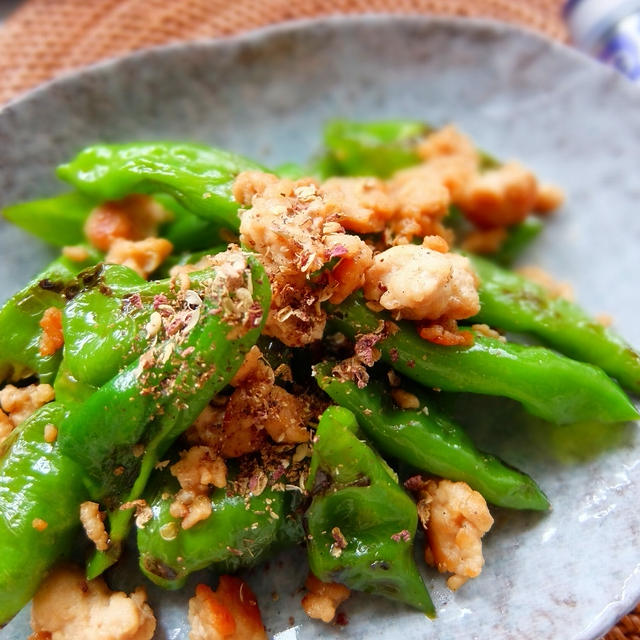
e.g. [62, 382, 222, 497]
[305, 406, 435, 617]
[138, 469, 305, 590]
[314, 363, 548, 510]
[55, 252, 270, 578]
[468, 253, 640, 394]
[56, 142, 263, 230]
[328, 295, 638, 425]
[0, 403, 87, 624]
[316, 119, 429, 179]
[2, 191, 97, 247]
[0, 248, 101, 384]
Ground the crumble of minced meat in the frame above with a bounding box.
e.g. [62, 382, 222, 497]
[363, 241, 480, 322]
[0, 383, 55, 429]
[61, 245, 91, 262]
[415, 125, 563, 227]
[458, 161, 538, 228]
[301, 574, 351, 624]
[320, 177, 395, 234]
[79, 501, 109, 552]
[534, 183, 565, 214]
[386, 165, 451, 244]
[460, 227, 508, 255]
[29, 565, 156, 640]
[39, 307, 64, 357]
[84, 194, 171, 252]
[406, 477, 494, 591]
[516, 265, 575, 301]
[105, 237, 173, 279]
[171, 346, 312, 529]
[235, 171, 373, 347]
[168, 446, 228, 530]
[188, 577, 267, 640]
[418, 319, 475, 347]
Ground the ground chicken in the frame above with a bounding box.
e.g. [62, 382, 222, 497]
[415, 125, 480, 202]
[363, 243, 480, 321]
[170, 491, 212, 530]
[184, 346, 308, 467]
[0, 383, 55, 427]
[188, 578, 267, 640]
[418, 479, 494, 591]
[516, 265, 574, 301]
[416, 124, 479, 163]
[458, 161, 538, 228]
[236, 171, 372, 346]
[386, 165, 451, 243]
[105, 237, 173, 279]
[84, 194, 170, 251]
[534, 183, 564, 214]
[301, 574, 350, 624]
[61, 245, 91, 262]
[30, 565, 156, 640]
[79, 501, 109, 551]
[320, 177, 395, 234]
[460, 227, 508, 255]
[171, 446, 228, 492]
[39, 307, 64, 357]
[0, 410, 13, 444]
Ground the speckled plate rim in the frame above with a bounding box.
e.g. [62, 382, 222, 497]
[1, 14, 640, 639]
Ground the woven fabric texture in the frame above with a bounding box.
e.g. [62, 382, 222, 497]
[0, 0, 638, 637]
[0, 0, 568, 103]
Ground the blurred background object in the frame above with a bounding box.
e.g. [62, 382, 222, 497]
[0, 0, 567, 104]
[565, 0, 640, 80]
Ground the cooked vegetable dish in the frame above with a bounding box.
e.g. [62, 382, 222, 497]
[0, 120, 638, 639]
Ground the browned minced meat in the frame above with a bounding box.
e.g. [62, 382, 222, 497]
[301, 574, 351, 624]
[408, 477, 494, 591]
[105, 237, 173, 279]
[363, 241, 479, 321]
[84, 194, 170, 251]
[0, 383, 55, 428]
[235, 171, 373, 346]
[39, 307, 64, 357]
[30, 565, 156, 640]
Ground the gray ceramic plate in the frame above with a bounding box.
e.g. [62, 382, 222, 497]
[1, 15, 639, 640]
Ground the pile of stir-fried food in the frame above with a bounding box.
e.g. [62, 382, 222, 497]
[0, 120, 638, 639]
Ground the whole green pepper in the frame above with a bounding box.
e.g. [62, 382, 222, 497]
[138, 467, 305, 590]
[328, 295, 638, 424]
[58, 252, 271, 577]
[0, 248, 101, 384]
[2, 191, 97, 247]
[0, 402, 88, 624]
[314, 363, 548, 510]
[305, 406, 435, 617]
[468, 253, 640, 394]
[316, 119, 429, 179]
[56, 142, 263, 230]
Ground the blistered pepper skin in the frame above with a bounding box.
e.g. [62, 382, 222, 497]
[305, 406, 435, 617]
[138, 472, 304, 590]
[56, 142, 263, 229]
[328, 295, 638, 425]
[0, 403, 87, 624]
[0, 249, 101, 385]
[315, 363, 548, 510]
[469, 253, 640, 394]
[58, 254, 270, 577]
